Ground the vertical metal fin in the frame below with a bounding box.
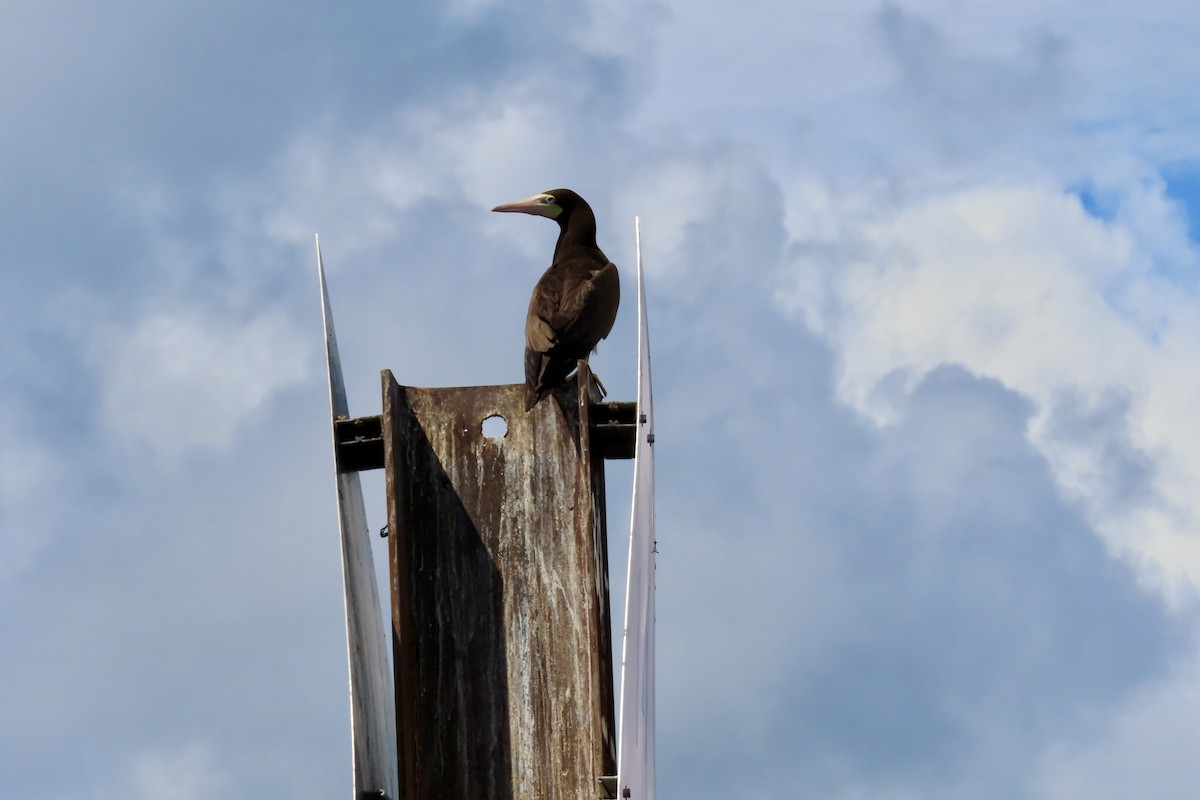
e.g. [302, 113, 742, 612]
[318, 236, 399, 800]
[617, 218, 657, 800]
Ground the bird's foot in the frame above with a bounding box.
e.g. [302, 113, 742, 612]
[567, 362, 608, 402]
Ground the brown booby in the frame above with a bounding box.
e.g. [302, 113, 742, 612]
[492, 189, 620, 411]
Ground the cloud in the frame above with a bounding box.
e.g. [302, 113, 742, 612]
[0, 408, 63, 587]
[876, 4, 1072, 150]
[1034, 651, 1200, 798]
[93, 307, 312, 459]
[778, 177, 1200, 597]
[655, 343, 1181, 798]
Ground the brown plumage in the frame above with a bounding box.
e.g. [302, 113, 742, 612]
[492, 189, 620, 411]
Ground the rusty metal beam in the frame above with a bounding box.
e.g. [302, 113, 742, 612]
[383, 366, 617, 799]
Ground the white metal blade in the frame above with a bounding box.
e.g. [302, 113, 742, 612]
[319, 236, 399, 800]
[616, 217, 657, 800]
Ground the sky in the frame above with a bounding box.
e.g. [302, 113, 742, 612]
[4, 1, 1200, 798]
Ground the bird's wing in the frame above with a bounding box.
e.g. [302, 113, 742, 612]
[571, 261, 619, 345]
[525, 260, 620, 355]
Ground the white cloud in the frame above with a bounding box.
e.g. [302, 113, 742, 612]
[96, 308, 311, 459]
[239, 92, 588, 274]
[779, 178, 1200, 597]
[782, 181, 1140, 416]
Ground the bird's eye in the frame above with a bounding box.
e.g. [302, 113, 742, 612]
[542, 195, 555, 205]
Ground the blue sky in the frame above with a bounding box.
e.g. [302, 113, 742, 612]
[5, 2, 1200, 798]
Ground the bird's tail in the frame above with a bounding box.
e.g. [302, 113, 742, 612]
[524, 385, 546, 412]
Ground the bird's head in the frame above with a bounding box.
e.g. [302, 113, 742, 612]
[491, 189, 580, 222]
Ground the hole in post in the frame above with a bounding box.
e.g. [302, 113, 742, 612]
[482, 414, 508, 438]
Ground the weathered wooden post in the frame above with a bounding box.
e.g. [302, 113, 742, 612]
[381, 366, 632, 799]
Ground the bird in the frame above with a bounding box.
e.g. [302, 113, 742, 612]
[492, 189, 620, 411]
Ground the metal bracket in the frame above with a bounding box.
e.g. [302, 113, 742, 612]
[590, 401, 637, 460]
[335, 415, 384, 473]
[336, 401, 636, 472]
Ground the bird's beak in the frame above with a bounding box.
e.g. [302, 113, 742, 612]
[491, 193, 563, 219]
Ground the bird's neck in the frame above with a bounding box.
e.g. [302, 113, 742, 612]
[553, 205, 599, 261]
